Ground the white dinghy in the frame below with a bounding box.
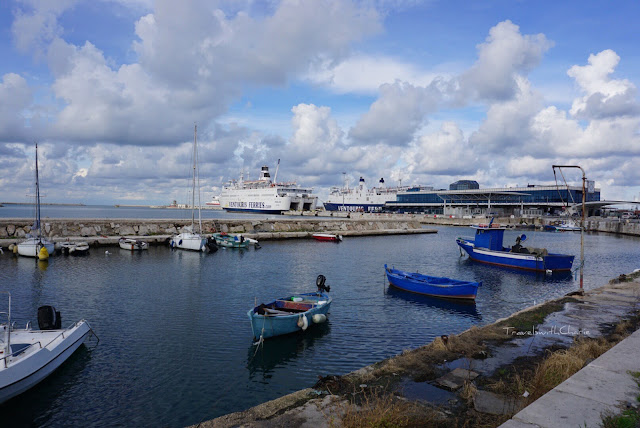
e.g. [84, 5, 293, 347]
[0, 292, 96, 404]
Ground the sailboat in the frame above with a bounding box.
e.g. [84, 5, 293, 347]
[17, 144, 55, 259]
[169, 125, 217, 252]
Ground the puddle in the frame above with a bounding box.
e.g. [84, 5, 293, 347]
[397, 378, 457, 405]
[442, 296, 639, 376]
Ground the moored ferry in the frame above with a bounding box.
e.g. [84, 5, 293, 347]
[220, 163, 318, 214]
[323, 177, 407, 212]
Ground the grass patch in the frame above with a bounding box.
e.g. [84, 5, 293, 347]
[338, 388, 447, 428]
[495, 299, 570, 334]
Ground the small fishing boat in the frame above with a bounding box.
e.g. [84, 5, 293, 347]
[312, 233, 342, 242]
[384, 265, 480, 300]
[60, 242, 90, 256]
[0, 292, 96, 404]
[456, 221, 574, 272]
[555, 221, 581, 232]
[118, 238, 149, 251]
[213, 233, 249, 249]
[248, 275, 332, 340]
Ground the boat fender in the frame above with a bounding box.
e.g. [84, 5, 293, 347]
[38, 246, 49, 260]
[297, 314, 308, 330]
[312, 314, 327, 324]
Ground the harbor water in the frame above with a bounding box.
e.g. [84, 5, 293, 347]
[1, 223, 639, 427]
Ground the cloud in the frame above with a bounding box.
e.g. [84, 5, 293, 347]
[568, 49, 639, 119]
[10, 0, 79, 58]
[305, 54, 441, 94]
[459, 20, 553, 102]
[0, 73, 33, 141]
[402, 121, 477, 176]
[349, 80, 443, 146]
[468, 76, 544, 155]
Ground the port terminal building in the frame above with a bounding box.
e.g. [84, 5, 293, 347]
[384, 182, 608, 217]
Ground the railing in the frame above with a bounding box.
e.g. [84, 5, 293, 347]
[1, 320, 86, 368]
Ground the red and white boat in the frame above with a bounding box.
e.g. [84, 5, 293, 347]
[312, 233, 343, 242]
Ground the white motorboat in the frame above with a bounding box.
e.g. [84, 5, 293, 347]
[118, 238, 149, 251]
[60, 242, 90, 256]
[0, 292, 95, 404]
[17, 144, 55, 259]
[169, 125, 217, 253]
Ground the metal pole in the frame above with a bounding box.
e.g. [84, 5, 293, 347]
[552, 165, 586, 294]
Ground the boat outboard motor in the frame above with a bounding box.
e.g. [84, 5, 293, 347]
[316, 274, 330, 293]
[206, 237, 218, 253]
[37, 306, 61, 330]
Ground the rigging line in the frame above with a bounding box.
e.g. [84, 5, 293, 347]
[559, 168, 576, 205]
[553, 169, 566, 208]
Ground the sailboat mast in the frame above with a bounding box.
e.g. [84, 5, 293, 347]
[35, 143, 41, 242]
[195, 125, 202, 234]
[191, 125, 197, 230]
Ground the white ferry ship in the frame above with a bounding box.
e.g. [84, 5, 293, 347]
[205, 195, 221, 209]
[324, 177, 407, 212]
[220, 163, 318, 214]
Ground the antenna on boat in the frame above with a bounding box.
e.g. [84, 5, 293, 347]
[273, 159, 280, 183]
[552, 165, 586, 295]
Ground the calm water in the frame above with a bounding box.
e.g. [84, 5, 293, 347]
[1, 225, 639, 427]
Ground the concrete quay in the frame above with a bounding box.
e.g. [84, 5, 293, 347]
[0, 217, 436, 248]
[500, 328, 640, 428]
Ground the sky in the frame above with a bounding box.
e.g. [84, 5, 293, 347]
[1, 0, 639, 206]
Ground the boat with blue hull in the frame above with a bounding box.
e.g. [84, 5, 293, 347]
[456, 223, 574, 272]
[248, 276, 332, 340]
[384, 265, 480, 300]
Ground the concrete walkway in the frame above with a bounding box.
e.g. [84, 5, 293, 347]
[500, 328, 640, 428]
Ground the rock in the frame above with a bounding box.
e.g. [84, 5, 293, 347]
[80, 226, 97, 236]
[435, 368, 479, 391]
[7, 224, 15, 235]
[473, 390, 526, 415]
[118, 225, 136, 235]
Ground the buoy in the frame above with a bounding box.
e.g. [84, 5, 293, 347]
[105, 250, 111, 255]
[38, 246, 49, 260]
[11, 244, 18, 254]
[312, 314, 327, 324]
[545, 269, 552, 275]
[297, 314, 308, 331]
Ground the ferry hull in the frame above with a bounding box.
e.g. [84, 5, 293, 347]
[223, 207, 285, 214]
[456, 238, 574, 272]
[323, 203, 384, 212]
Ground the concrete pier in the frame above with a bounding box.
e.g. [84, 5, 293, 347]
[0, 217, 436, 248]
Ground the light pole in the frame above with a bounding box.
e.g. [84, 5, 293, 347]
[552, 165, 586, 294]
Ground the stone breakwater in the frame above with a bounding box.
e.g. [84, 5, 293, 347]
[0, 218, 432, 247]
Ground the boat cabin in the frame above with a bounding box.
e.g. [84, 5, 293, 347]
[472, 224, 506, 251]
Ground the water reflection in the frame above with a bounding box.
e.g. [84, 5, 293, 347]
[247, 323, 332, 380]
[385, 286, 481, 320]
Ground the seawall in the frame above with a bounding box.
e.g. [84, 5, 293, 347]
[0, 217, 434, 247]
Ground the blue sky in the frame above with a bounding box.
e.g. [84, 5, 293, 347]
[1, 0, 639, 206]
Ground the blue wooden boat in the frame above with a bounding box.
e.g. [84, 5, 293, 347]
[248, 275, 332, 340]
[456, 223, 574, 272]
[384, 265, 480, 300]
